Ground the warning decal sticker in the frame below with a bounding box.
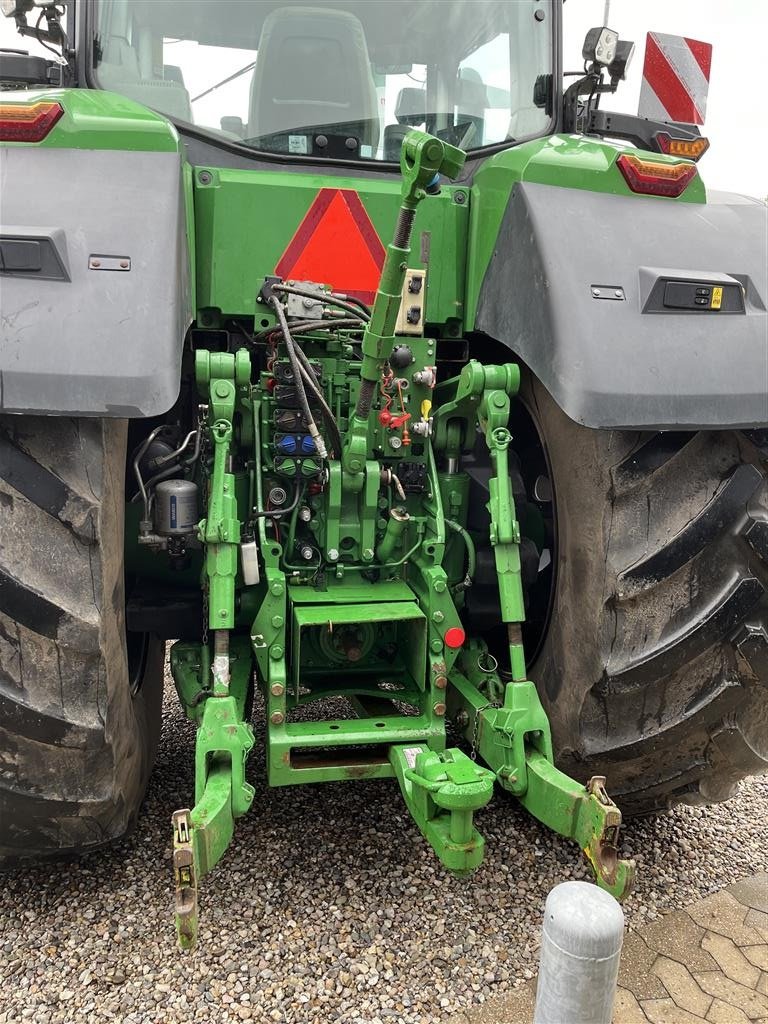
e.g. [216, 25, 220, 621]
[275, 188, 386, 305]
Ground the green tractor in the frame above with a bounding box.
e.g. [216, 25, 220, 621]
[1, 1, 766, 947]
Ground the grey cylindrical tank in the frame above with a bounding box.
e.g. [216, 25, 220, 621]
[533, 881, 624, 1024]
[155, 479, 199, 536]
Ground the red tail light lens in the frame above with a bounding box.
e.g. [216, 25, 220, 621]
[0, 101, 64, 143]
[654, 132, 710, 161]
[616, 153, 697, 198]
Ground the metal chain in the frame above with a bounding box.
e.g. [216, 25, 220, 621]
[470, 701, 500, 761]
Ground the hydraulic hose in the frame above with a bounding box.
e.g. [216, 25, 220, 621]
[270, 297, 328, 459]
[251, 479, 302, 520]
[253, 318, 363, 342]
[445, 518, 476, 590]
[333, 293, 371, 319]
[292, 346, 343, 458]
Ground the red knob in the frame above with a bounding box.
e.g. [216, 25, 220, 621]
[444, 627, 466, 649]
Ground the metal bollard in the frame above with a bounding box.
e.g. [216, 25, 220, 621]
[533, 881, 624, 1024]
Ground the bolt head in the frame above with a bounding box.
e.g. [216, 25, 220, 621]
[270, 582, 284, 596]
[270, 683, 284, 697]
[271, 615, 283, 629]
[270, 711, 284, 725]
[327, 548, 340, 562]
[434, 675, 448, 690]
[433, 702, 446, 716]
[362, 548, 374, 562]
[432, 611, 445, 623]
[434, 579, 447, 594]
[270, 645, 283, 660]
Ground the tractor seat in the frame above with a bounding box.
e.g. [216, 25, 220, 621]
[384, 87, 428, 162]
[247, 6, 380, 153]
[97, 39, 192, 123]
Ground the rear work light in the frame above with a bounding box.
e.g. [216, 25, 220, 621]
[0, 101, 64, 142]
[654, 131, 710, 161]
[616, 153, 697, 198]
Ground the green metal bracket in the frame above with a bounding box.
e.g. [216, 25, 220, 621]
[171, 652, 255, 948]
[193, 695, 255, 817]
[432, 360, 519, 455]
[172, 345, 256, 949]
[171, 636, 254, 948]
[195, 351, 248, 641]
[433, 361, 525, 676]
[390, 744, 494, 875]
[432, 358, 634, 899]
[170, 636, 253, 724]
[449, 669, 635, 901]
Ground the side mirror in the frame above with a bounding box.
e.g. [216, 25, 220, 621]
[582, 26, 619, 67]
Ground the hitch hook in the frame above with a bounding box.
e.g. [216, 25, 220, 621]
[172, 809, 199, 950]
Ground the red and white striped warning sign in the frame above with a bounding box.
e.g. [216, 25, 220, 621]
[638, 32, 712, 125]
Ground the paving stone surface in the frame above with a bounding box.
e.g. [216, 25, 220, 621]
[641, 911, 718, 974]
[729, 878, 768, 915]
[452, 872, 768, 1024]
[618, 934, 667, 1000]
[744, 946, 768, 972]
[651, 956, 712, 1017]
[701, 932, 761, 988]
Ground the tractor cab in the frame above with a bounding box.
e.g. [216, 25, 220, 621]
[91, 1, 554, 164]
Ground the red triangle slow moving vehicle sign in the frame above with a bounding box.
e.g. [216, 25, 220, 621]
[275, 188, 385, 305]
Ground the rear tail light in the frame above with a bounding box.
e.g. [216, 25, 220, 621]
[0, 101, 64, 143]
[654, 132, 710, 161]
[616, 153, 697, 198]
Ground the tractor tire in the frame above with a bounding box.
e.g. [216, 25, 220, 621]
[0, 416, 164, 863]
[521, 373, 768, 815]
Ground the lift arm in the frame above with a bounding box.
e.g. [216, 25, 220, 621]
[434, 362, 635, 900]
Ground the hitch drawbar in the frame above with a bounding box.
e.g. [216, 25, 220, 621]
[390, 746, 495, 875]
[168, 129, 634, 947]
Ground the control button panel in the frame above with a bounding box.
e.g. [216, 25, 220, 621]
[643, 276, 746, 315]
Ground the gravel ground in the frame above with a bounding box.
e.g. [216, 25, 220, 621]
[1, 668, 767, 1024]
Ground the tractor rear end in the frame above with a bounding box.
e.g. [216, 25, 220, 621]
[163, 130, 635, 946]
[1, 0, 766, 948]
